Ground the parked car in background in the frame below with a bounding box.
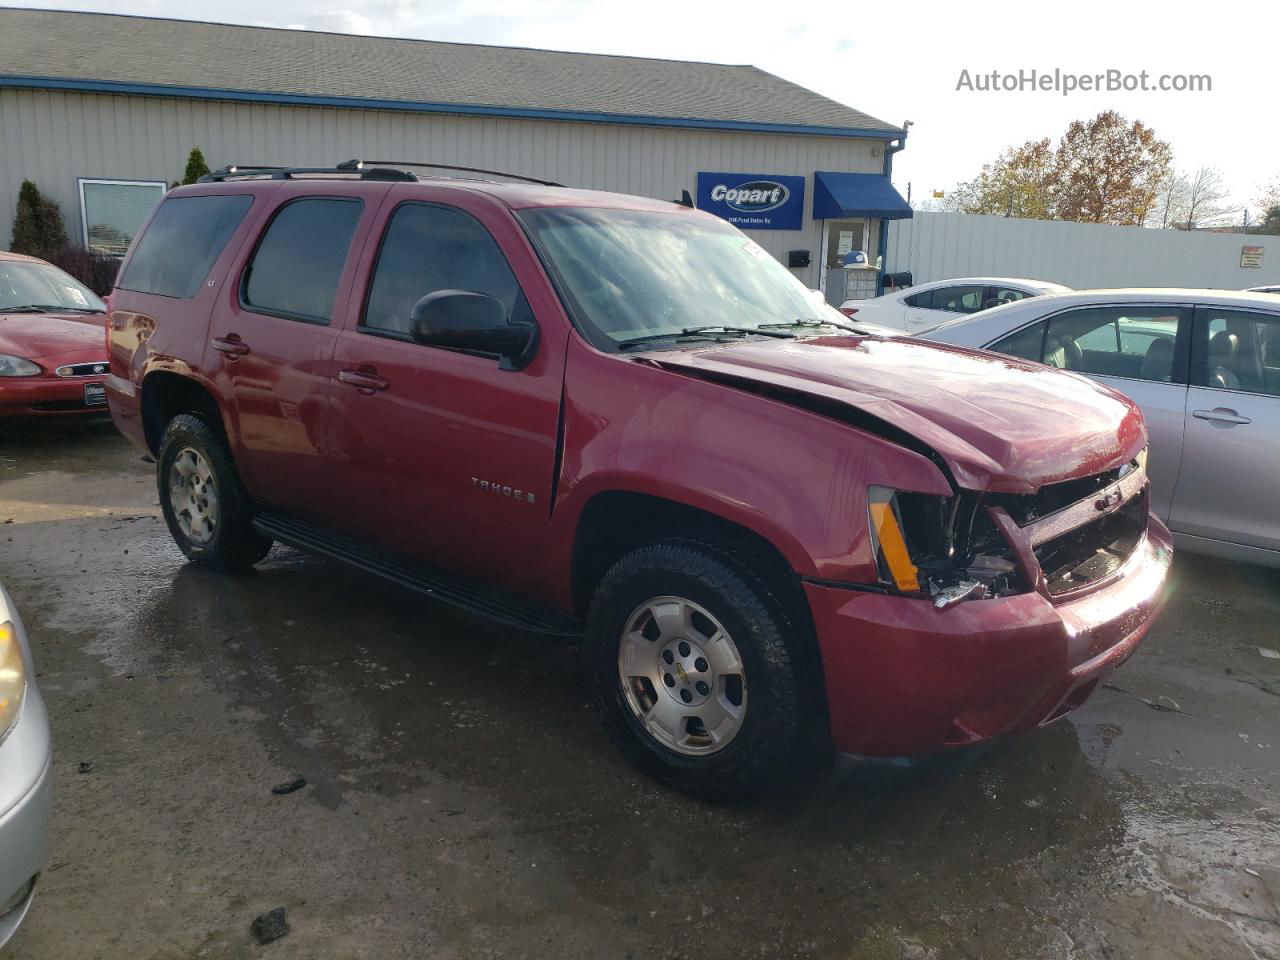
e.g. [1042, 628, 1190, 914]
[0, 251, 109, 418]
[923, 289, 1280, 568]
[839, 277, 1072, 331]
[808, 289, 904, 337]
[1245, 285, 1280, 294]
[106, 166, 1170, 796]
[0, 583, 52, 949]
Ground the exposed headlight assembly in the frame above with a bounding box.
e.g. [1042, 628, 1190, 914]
[0, 354, 40, 377]
[867, 486, 923, 592]
[0, 621, 27, 741]
[867, 485, 1023, 607]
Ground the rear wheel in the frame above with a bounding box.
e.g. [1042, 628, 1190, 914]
[157, 414, 272, 571]
[587, 541, 806, 798]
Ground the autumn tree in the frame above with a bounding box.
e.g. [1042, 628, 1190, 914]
[946, 138, 1056, 219]
[9, 180, 68, 260]
[948, 111, 1172, 226]
[1054, 111, 1171, 225]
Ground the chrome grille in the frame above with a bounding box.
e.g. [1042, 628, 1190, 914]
[1028, 472, 1150, 596]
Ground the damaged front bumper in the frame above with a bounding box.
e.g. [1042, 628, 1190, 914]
[806, 515, 1173, 757]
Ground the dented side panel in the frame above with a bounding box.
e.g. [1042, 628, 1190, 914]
[534, 337, 954, 602]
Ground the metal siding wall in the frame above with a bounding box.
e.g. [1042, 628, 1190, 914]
[886, 212, 1280, 289]
[0, 89, 882, 289]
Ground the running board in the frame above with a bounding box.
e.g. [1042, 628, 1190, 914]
[253, 511, 581, 638]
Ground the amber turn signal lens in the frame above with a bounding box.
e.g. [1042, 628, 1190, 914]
[868, 487, 922, 592]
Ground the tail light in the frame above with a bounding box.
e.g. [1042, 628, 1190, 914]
[839, 307, 859, 317]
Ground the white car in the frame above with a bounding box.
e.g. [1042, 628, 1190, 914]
[922, 288, 1280, 568]
[840, 277, 1072, 333]
[0, 583, 51, 949]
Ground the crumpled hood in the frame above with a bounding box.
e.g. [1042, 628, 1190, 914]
[0, 312, 106, 363]
[645, 335, 1147, 494]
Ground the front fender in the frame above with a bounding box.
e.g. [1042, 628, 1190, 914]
[544, 341, 951, 600]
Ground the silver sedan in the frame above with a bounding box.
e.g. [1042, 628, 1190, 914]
[0, 582, 51, 949]
[923, 289, 1280, 569]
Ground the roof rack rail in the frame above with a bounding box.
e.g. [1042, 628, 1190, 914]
[198, 164, 416, 183]
[337, 159, 564, 187]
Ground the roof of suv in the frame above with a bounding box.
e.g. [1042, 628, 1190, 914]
[181, 173, 698, 214]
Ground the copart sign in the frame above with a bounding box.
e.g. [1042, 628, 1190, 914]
[696, 173, 805, 230]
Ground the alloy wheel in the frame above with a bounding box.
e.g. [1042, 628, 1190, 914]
[618, 595, 747, 756]
[168, 447, 219, 546]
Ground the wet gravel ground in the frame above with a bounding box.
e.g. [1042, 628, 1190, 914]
[1, 418, 1277, 960]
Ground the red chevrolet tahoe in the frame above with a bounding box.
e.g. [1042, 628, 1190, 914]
[105, 163, 1172, 796]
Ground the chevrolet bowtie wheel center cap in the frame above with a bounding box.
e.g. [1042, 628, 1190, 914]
[659, 637, 713, 707]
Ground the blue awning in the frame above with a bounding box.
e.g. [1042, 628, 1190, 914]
[812, 172, 913, 220]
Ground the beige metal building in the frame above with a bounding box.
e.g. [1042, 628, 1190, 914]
[0, 8, 911, 301]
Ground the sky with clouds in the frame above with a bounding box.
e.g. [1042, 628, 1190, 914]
[14, 0, 1278, 218]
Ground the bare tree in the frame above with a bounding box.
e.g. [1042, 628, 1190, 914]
[1180, 166, 1233, 229]
[1254, 175, 1280, 216]
[1151, 171, 1189, 228]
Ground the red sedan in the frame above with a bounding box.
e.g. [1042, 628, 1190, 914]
[0, 252, 110, 418]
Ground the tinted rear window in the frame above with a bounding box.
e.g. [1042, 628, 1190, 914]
[117, 194, 253, 299]
[243, 198, 363, 324]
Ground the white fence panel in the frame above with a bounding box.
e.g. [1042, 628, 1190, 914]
[886, 212, 1280, 290]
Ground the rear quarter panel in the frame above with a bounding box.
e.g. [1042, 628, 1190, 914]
[105, 188, 272, 451]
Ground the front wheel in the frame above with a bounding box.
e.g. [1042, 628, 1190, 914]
[157, 414, 273, 571]
[587, 541, 807, 798]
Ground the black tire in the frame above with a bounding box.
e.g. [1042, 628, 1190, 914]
[156, 413, 273, 571]
[587, 540, 806, 799]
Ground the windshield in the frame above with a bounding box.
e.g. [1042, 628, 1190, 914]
[518, 207, 849, 348]
[0, 259, 106, 313]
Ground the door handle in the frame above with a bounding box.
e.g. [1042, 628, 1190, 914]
[338, 367, 389, 393]
[211, 335, 250, 357]
[1192, 408, 1251, 425]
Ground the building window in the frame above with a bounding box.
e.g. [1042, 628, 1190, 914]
[78, 178, 167, 256]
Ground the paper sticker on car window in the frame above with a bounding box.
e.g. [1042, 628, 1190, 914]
[63, 285, 89, 307]
[740, 240, 767, 260]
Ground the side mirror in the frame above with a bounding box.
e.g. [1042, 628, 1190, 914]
[409, 290, 538, 370]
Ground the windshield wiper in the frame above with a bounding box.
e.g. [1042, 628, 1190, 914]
[0, 304, 104, 314]
[759, 317, 861, 334]
[616, 325, 795, 349]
